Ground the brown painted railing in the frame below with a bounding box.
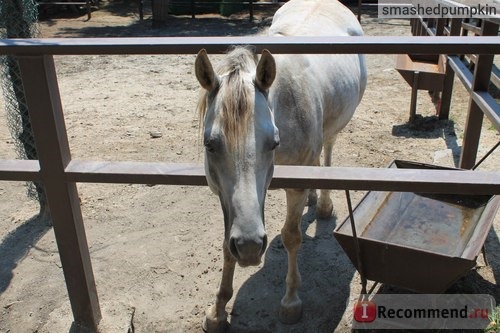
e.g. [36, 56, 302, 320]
[410, 16, 499, 168]
[0, 36, 499, 331]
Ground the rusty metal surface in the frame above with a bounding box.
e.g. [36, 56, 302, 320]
[334, 160, 499, 293]
[395, 54, 445, 91]
[359, 191, 491, 256]
[0, 36, 499, 55]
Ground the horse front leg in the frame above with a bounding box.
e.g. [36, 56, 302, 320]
[279, 189, 308, 324]
[203, 241, 236, 333]
[317, 138, 336, 218]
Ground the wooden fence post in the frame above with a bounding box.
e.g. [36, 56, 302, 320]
[249, 0, 253, 22]
[439, 18, 462, 120]
[16, 54, 101, 331]
[460, 20, 498, 169]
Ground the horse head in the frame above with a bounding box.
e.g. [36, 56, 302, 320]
[195, 47, 278, 267]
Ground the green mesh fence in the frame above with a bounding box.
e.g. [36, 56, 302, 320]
[0, 0, 47, 212]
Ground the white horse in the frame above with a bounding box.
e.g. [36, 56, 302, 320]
[195, 0, 366, 330]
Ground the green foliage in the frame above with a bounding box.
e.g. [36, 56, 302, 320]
[484, 305, 499, 332]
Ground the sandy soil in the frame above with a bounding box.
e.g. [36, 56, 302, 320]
[0, 1, 498, 332]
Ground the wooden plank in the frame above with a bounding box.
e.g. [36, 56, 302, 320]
[492, 64, 500, 89]
[439, 59, 454, 120]
[0, 36, 499, 56]
[0, 159, 41, 181]
[439, 18, 463, 120]
[461, 22, 482, 35]
[17, 55, 101, 331]
[472, 91, 500, 132]
[0, 159, 493, 195]
[410, 71, 419, 121]
[38, 2, 88, 4]
[448, 56, 473, 92]
[66, 160, 207, 186]
[460, 20, 498, 169]
[460, 99, 487, 169]
[64, 160, 500, 195]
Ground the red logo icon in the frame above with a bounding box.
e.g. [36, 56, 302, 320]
[354, 299, 376, 323]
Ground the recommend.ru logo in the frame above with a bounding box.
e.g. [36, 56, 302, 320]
[353, 294, 495, 330]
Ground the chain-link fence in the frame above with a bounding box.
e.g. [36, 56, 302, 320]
[1, 0, 48, 214]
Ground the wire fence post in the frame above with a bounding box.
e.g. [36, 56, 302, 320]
[0, 0, 49, 218]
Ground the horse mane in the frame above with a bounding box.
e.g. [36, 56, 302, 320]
[197, 46, 258, 150]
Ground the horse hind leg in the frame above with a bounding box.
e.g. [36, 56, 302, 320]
[317, 136, 336, 219]
[306, 156, 320, 207]
[203, 241, 236, 333]
[279, 189, 308, 324]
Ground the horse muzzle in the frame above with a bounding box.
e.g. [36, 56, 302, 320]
[228, 234, 268, 267]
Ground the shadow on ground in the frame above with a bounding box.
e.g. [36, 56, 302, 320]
[0, 214, 52, 294]
[229, 205, 356, 332]
[41, 0, 275, 38]
[50, 15, 269, 37]
[392, 115, 461, 167]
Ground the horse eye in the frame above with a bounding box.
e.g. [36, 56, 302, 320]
[205, 141, 216, 153]
[204, 137, 220, 154]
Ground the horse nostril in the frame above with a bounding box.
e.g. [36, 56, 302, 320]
[229, 235, 267, 260]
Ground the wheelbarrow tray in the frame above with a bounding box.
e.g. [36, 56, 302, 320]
[334, 160, 499, 293]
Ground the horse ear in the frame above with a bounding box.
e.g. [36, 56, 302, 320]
[256, 49, 276, 90]
[195, 49, 217, 91]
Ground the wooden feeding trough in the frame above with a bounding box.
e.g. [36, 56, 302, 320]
[334, 160, 499, 293]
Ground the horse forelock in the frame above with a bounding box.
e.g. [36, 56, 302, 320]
[197, 47, 258, 150]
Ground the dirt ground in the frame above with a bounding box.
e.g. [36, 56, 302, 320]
[0, 1, 499, 332]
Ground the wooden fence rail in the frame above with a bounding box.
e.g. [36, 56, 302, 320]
[410, 17, 499, 168]
[0, 36, 499, 331]
[1, 159, 499, 193]
[1, 35, 499, 55]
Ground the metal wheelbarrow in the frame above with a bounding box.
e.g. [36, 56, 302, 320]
[334, 160, 499, 293]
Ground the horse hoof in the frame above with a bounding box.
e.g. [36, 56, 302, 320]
[316, 201, 333, 219]
[307, 190, 318, 206]
[279, 298, 303, 324]
[202, 316, 229, 333]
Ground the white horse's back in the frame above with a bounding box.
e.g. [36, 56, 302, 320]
[268, 0, 367, 166]
[269, 0, 363, 37]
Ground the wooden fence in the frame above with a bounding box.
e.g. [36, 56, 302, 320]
[409, 16, 499, 168]
[0, 36, 499, 331]
[146, 0, 363, 23]
[37, 0, 98, 20]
